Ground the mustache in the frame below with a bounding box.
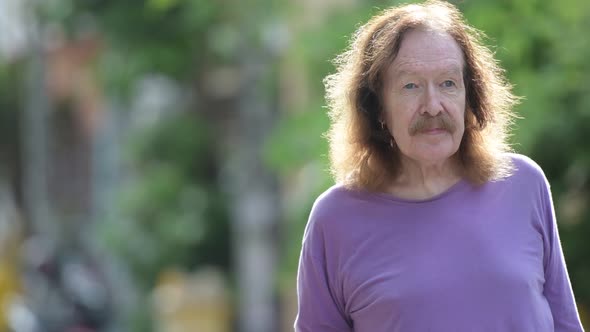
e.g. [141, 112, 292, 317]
[409, 113, 456, 136]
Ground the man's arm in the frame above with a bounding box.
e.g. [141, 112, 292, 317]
[540, 177, 585, 332]
[294, 251, 353, 332]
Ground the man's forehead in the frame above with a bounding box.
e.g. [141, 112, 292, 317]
[389, 59, 463, 77]
[398, 29, 463, 55]
[389, 29, 464, 75]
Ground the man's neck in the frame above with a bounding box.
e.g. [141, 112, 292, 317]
[386, 156, 463, 200]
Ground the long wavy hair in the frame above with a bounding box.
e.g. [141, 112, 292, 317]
[324, 0, 520, 191]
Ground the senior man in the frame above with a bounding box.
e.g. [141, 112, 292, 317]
[294, 1, 584, 331]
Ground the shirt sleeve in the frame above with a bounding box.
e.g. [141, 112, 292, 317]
[294, 203, 352, 332]
[540, 176, 585, 332]
[294, 252, 352, 332]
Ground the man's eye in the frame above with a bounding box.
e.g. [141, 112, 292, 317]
[403, 83, 418, 89]
[442, 80, 456, 87]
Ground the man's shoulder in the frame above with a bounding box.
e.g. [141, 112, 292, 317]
[505, 152, 548, 184]
[305, 183, 369, 232]
[310, 183, 358, 217]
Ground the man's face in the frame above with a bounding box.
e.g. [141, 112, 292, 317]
[382, 28, 466, 166]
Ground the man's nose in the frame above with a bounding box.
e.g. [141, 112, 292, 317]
[422, 84, 443, 116]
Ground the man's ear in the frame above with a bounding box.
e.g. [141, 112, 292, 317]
[464, 107, 477, 129]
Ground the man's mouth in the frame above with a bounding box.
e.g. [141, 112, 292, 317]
[421, 128, 446, 134]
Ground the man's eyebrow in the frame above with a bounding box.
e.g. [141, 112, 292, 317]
[441, 67, 463, 76]
[394, 69, 414, 77]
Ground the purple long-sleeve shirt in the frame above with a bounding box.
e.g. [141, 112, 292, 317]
[295, 154, 584, 331]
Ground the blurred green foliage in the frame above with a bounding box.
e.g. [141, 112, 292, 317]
[38, 1, 232, 330]
[0, 63, 23, 177]
[40, 0, 220, 95]
[107, 114, 230, 289]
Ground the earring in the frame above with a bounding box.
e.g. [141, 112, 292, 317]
[380, 121, 394, 149]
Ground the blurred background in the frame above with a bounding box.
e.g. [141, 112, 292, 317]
[0, 0, 588, 331]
